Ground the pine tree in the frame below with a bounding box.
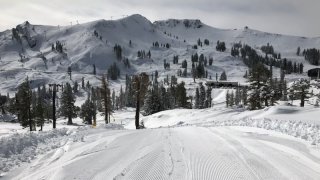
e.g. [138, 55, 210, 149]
[226, 91, 230, 107]
[229, 91, 235, 107]
[242, 87, 248, 105]
[206, 86, 212, 107]
[176, 82, 188, 108]
[73, 81, 79, 93]
[80, 97, 94, 125]
[67, 67, 72, 80]
[195, 88, 200, 109]
[296, 47, 301, 56]
[220, 71, 227, 81]
[132, 73, 149, 129]
[289, 79, 310, 107]
[143, 88, 161, 115]
[235, 88, 241, 106]
[112, 89, 116, 110]
[93, 64, 96, 75]
[91, 87, 97, 126]
[100, 75, 111, 124]
[60, 83, 77, 125]
[199, 83, 206, 109]
[35, 88, 45, 131]
[17, 78, 34, 131]
[82, 77, 85, 89]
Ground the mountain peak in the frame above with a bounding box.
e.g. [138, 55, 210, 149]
[154, 19, 204, 29]
[121, 14, 152, 25]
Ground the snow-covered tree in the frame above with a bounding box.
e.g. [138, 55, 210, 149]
[289, 79, 311, 107]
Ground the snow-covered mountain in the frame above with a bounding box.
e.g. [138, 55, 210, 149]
[0, 14, 319, 93]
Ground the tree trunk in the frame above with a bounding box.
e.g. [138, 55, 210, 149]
[53, 86, 56, 129]
[264, 99, 268, 107]
[1, 106, 5, 114]
[67, 115, 73, 125]
[135, 92, 140, 129]
[300, 94, 305, 107]
[105, 101, 108, 124]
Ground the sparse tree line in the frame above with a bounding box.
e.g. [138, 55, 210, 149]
[137, 50, 151, 59]
[142, 73, 190, 115]
[0, 75, 111, 131]
[238, 44, 303, 74]
[237, 60, 312, 110]
[194, 82, 212, 109]
[152, 41, 171, 49]
[216, 41, 226, 52]
[302, 48, 320, 66]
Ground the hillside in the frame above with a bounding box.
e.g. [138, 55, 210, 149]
[0, 14, 319, 94]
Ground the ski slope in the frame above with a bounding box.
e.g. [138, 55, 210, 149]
[3, 125, 320, 180]
[0, 14, 319, 94]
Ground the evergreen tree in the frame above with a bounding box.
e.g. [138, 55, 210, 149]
[206, 86, 212, 108]
[226, 91, 230, 107]
[73, 81, 79, 93]
[100, 75, 111, 124]
[248, 63, 270, 110]
[209, 57, 213, 66]
[91, 87, 97, 126]
[82, 77, 85, 89]
[17, 78, 34, 131]
[35, 88, 45, 131]
[60, 83, 77, 125]
[199, 83, 206, 109]
[80, 97, 94, 125]
[93, 64, 96, 75]
[143, 88, 161, 115]
[220, 71, 227, 81]
[242, 87, 248, 105]
[289, 79, 310, 107]
[195, 88, 200, 109]
[132, 73, 149, 129]
[235, 88, 241, 106]
[67, 67, 72, 80]
[296, 47, 300, 56]
[112, 89, 116, 110]
[175, 82, 188, 108]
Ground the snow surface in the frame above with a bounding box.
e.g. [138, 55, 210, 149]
[1, 103, 320, 179]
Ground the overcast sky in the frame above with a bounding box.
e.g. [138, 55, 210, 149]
[0, 0, 319, 37]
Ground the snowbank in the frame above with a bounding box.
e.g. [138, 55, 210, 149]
[0, 127, 86, 175]
[201, 118, 320, 146]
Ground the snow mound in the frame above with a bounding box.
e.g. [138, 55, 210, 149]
[203, 118, 320, 146]
[0, 127, 85, 175]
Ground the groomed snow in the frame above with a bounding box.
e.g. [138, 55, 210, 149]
[1, 103, 320, 179]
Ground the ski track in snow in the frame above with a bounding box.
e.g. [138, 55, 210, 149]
[4, 126, 320, 180]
